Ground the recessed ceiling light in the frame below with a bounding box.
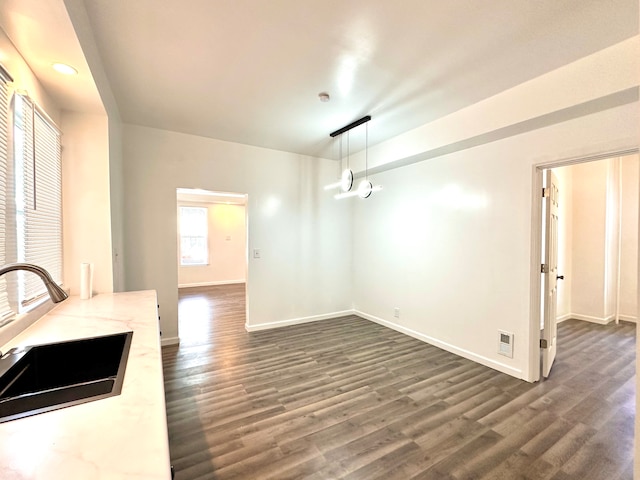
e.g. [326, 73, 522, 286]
[52, 63, 78, 75]
[318, 92, 330, 102]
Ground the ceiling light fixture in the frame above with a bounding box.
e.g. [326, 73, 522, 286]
[52, 63, 78, 75]
[356, 122, 382, 198]
[318, 92, 330, 102]
[325, 116, 371, 194]
[324, 115, 381, 200]
[358, 123, 373, 198]
[340, 131, 353, 193]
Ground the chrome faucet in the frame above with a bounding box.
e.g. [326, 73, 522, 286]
[0, 263, 68, 303]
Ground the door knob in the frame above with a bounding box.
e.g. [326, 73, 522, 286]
[557, 275, 565, 280]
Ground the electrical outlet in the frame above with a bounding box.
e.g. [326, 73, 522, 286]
[393, 307, 400, 319]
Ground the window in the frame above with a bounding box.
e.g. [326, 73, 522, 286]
[14, 94, 63, 310]
[0, 71, 12, 325]
[179, 206, 208, 266]
[0, 68, 63, 326]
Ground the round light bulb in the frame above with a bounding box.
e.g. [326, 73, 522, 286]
[340, 169, 353, 192]
[358, 180, 373, 198]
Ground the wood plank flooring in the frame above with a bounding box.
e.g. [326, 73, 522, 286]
[162, 285, 635, 480]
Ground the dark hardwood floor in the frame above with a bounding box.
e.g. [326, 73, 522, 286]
[162, 285, 635, 480]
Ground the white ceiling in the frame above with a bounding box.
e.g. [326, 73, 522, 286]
[0, 0, 104, 114]
[0, 0, 637, 158]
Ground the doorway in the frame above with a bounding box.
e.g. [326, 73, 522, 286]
[176, 188, 248, 337]
[530, 150, 639, 381]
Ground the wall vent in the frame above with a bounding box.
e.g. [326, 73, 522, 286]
[498, 330, 514, 358]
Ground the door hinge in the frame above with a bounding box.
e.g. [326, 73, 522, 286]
[541, 264, 549, 274]
[540, 339, 548, 348]
[542, 187, 549, 198]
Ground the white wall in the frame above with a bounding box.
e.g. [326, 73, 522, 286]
[571, 160, 610, 321]
[64, 0, 126, 293]
[108, 118, 125, 292]
[352, 103, 637, 381]
[619, 154, 639, 320]
[177, 201, 246, 287]
[347, 37, 638, 382]
[557, 155, 638, 324]
[61, 112, 114, 295]
[122, 125, 353, 343]
[604, 158, 621, 319]
[553, 165, 573, 321]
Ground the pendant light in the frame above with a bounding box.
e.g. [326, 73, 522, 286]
[325, 115, 381, 199]
[340, 131, 353, 192]
[325, 116, 370, 192]
[357, 123, 373, 198]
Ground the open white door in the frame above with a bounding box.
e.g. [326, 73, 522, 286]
[541, 170, 560, 378]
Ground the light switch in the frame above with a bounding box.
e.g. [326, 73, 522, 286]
[253, 249, 261, 259]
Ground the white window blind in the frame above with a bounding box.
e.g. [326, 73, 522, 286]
[0, 75, 13, 325]
[15, 94, 62, 308]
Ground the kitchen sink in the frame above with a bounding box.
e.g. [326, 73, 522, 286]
[0, 331, 133, 423]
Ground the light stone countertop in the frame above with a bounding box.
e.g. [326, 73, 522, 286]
[0, 290, 172, 479]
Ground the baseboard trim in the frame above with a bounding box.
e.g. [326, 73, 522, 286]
[565, 313, 637, 324]
[246, 310, 356, 332]
[556, 313, 573, 323]
[355, 310, 524, 379]
[178, 280, 245, 288]
[161, 336, 180, 346]
[556, 313, 638, 324]
[569, 313, 615, 325]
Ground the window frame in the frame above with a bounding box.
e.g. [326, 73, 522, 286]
[0, 69, 13, 325]
[11, 93, 63, 314]
[178, 205, 209, 267]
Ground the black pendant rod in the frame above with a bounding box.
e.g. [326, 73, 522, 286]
[329, 115, 371, 138]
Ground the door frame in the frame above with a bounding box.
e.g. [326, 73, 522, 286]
[174, 187, 250, 343]
[528, 148, 638, 382]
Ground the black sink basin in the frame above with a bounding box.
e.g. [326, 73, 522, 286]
[0, 331, 133, 423]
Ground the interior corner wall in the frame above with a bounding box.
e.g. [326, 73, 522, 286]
[604, 158, 621, 320]
[108, 117, 125, 292]
[122, 124, 353, 342]
[567, 157, 637, 324]
[63, 0, 126, 293]
[177, 202, 246, 287]
[553, 165, 573, 321]
[570, 161, 610, 321]
[619, 154, 639, 320]
[61, 112, 114, 295]
[352, 102, 638, 381]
